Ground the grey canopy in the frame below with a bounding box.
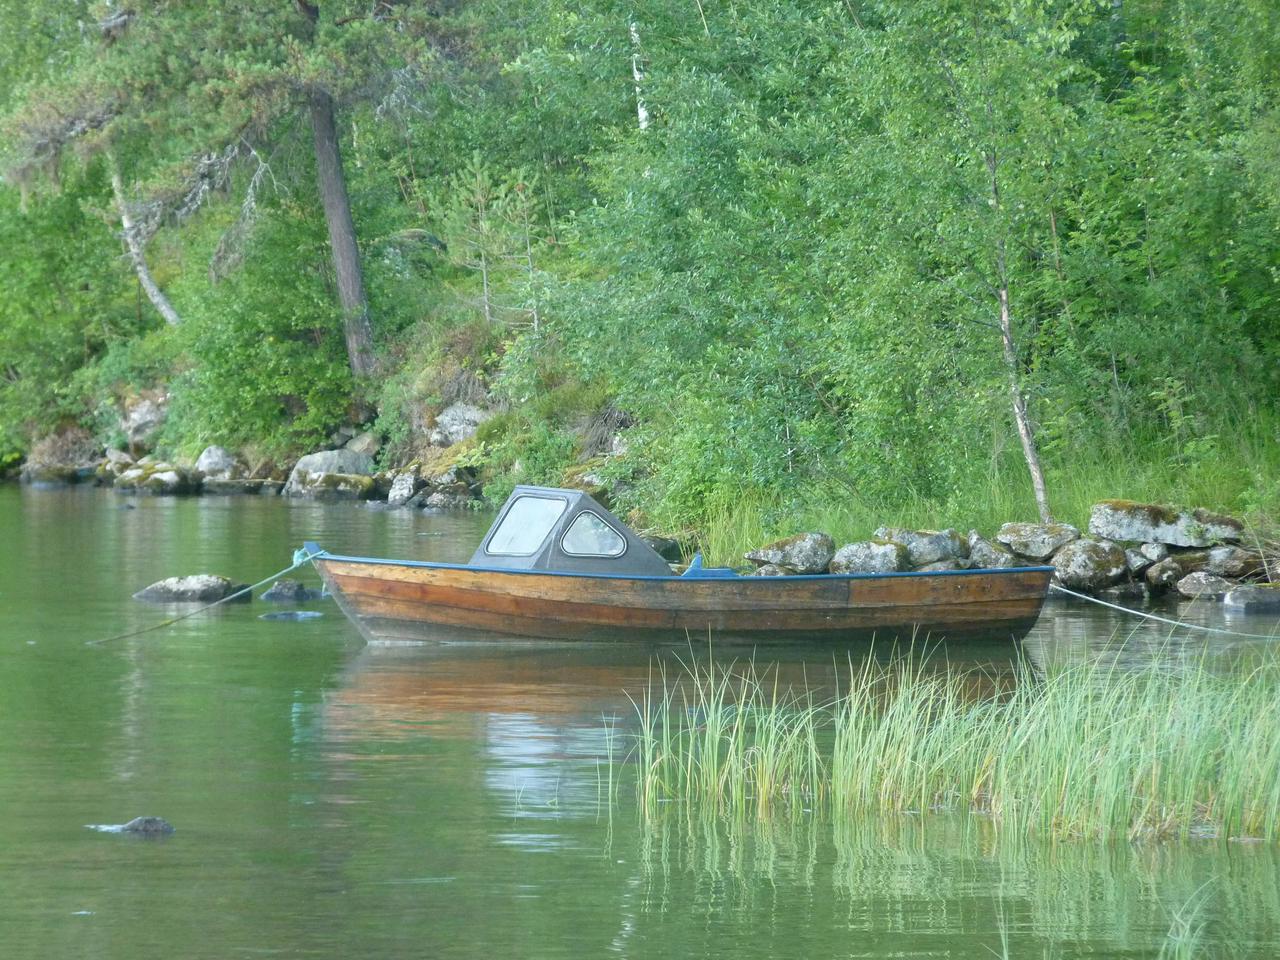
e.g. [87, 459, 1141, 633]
[469, 486, 673, 576]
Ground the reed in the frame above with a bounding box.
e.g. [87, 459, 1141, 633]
[627, 652, 1280, 841]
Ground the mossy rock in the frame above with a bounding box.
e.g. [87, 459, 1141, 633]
[1088, 501, 1243, 547]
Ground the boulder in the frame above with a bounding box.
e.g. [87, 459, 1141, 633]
[1097, 581, 1148, 601]
[283, 449, 375, 499]
[19, 464, 81, 487]
[1144, 557, 1184, 591]
[260, 579, 324, 603]
[1051, 538, 1128, 592]
[134, 574, 250, 603]
[1088, 500, 1243, 547]
[202, 478, 284, 496]
[873, 527, 967, 566]
[1175, 572, 1234, 600]
[122, 817, 175, 836]
[829, 540, 910, 575]
[105, 448, 134, 467]
[1139, 542, 1170, 563]
[423, 490, 477, 510]
[1224, 585, 1280, 614]
[751, 563, 796, 577]
[995, 522, 1080, 560]
[344, 430, 381, 458]
[916, 559, 968, 572]
[194, 445, 241, 481]
[1125, 548, 1153, 575]
[966, 532, 1018, 569]
[745, 532, 836, 574]
[1202, 546, 1265, 579]
[115, 463, 197, 495]
[428, 403, 492, 446]
[120, 394, 167, 452]
[387, 470, 424, 507]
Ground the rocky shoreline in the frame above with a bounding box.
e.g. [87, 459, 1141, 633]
[9, 416, 1277, 613]
[739, 502, 1278, 612]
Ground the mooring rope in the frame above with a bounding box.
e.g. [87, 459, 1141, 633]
[1049, 583, 1280, 640]
[85, 546, 329, 647]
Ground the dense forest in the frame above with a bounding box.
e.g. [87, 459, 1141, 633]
[1, 0, 1277, 542]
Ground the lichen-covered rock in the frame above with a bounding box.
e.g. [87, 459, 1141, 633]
[1088, 500, 1243, 547]
[283, 449, 375, 498]
[387, 469, 424, 507]
[1145, 557, 1184, 591]
[122, 816, 175, 836]
[751, 563, 796, 577]
[995, 522, 1080, 560]
[134, 575, 250, 603]
[1139, 542, 1170, 563]
[1175, 572, 1234, 600]
[967, 532, 1018, 569]
[1224, 585, 1280, 614]
[829, 540, 910, 575]
[873, 527, 966, 566]
[423, 490, 477, 510]
[915, 558, 968, 572]
[1125, 548, 1153, 575]
[202, 478, 284, 496]
[1201, 546, 1264, 579]
[260, 579, 324, 603]
[745, 532, 836, 574]
[428, 403, 493, 446]
[344, 430, 381, 458]
[115, 463, 197, 495]
[195, 445, 241, 481]
[1051, 538, 1127, 592]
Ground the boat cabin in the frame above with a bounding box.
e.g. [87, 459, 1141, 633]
[470, 486, 674, 576]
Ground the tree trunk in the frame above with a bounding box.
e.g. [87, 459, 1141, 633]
[997, 245, 1054, 524]
[309, 87, 377, 377]
[629, 21, 650, 131]
[107, 154, 181, 327]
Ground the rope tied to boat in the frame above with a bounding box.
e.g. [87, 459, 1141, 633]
[1049, 583, 1280, 641]
[85, 546, 330, 647]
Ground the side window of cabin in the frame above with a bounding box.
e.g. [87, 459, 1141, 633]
[561, 512, 627, 558]
[485, 496, 568, 555]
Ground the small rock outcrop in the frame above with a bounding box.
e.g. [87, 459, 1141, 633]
[967, 532, 1018, 569]
[751, 563, 796, 577]
[1201, 546, 1264, 579]
[873, 527, 966, 566]
[344, 430, 381, 458]
[387, 469, 424, 507]
[428, 403, 492, 446]
[1051, 538, 1127, 592]
[1175, 572, 1234, 600]
[194, 445, 242, 481]
[114, 463, 197, 495]
[1145, 557, 1184, 590]
[1088, 500, 1243, 548]
[995, 522, 1080, 560]
[133, 575, 250, 603]
[829, 540, 910, 575]
[260, 579, 323, 603]
[745, 532, 836, 574]
[1224, 585, 1280, 614]
[122, 816, 175, 836]
[283, 449, 375, 499]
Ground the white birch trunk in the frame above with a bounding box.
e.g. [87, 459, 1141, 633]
[108, 155, 182, 327]
[629, 21, 650, 131]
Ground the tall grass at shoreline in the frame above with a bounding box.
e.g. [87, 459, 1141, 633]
[629, 653, 1280, 841]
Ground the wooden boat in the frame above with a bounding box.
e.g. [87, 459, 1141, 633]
[305, 486, 1052, 645]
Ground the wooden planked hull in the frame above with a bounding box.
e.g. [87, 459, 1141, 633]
[312, 552, 1053, 645]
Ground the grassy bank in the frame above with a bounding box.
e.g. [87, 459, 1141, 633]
[630, 652, 1280, 841]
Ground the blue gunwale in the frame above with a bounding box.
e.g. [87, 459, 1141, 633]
[302, 542, 1054, 585]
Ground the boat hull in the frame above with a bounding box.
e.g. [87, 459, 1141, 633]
[312, 553, 1053, 645]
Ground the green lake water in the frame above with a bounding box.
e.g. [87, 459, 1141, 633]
[2, 485, 1278, 959]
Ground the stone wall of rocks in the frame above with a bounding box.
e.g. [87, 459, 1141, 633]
[742, 499, 1275, 611]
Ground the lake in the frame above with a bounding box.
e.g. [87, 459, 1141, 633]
[2, 485, 1277, 959]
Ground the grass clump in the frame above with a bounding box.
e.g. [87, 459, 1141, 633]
[629, 652, 1280, 842]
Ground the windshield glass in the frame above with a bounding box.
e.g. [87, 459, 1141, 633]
[561, 512, 627, 557]
[485, 495, 568, 555]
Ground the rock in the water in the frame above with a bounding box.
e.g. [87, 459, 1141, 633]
[1201, 546, 1264, 579]
[1145, 557, 1184, 591]
[133, 575, 250, 603]
[1088, 500, 1243, 547]
[1097, 581, 1148, 601]
[115, 463, 197, 495]
[202, 478, 284, 496]
[829, 540, 910, 575]
[1052, 538, 1128, 592]
[873, 527, 967, 566]
[967, 532, 1018, 569]
[19, 464, 81, 487]
[1224, 585, 1280, 614]
[745, 532, 836, 574]
[1175, 572, 1234, 600]
[387, 469, 424, 507]
[260, 579, 323, 603]
[194, 445, 241, 481]
[751, 563, 797, 577]
[995, 522, 1080, 560]
[428, 403, 493, 446]
[283, 449, 375, 498]
[259, 610, 325, 621]
[423, 490, 477, 510]
[123, 816, 174, 836]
